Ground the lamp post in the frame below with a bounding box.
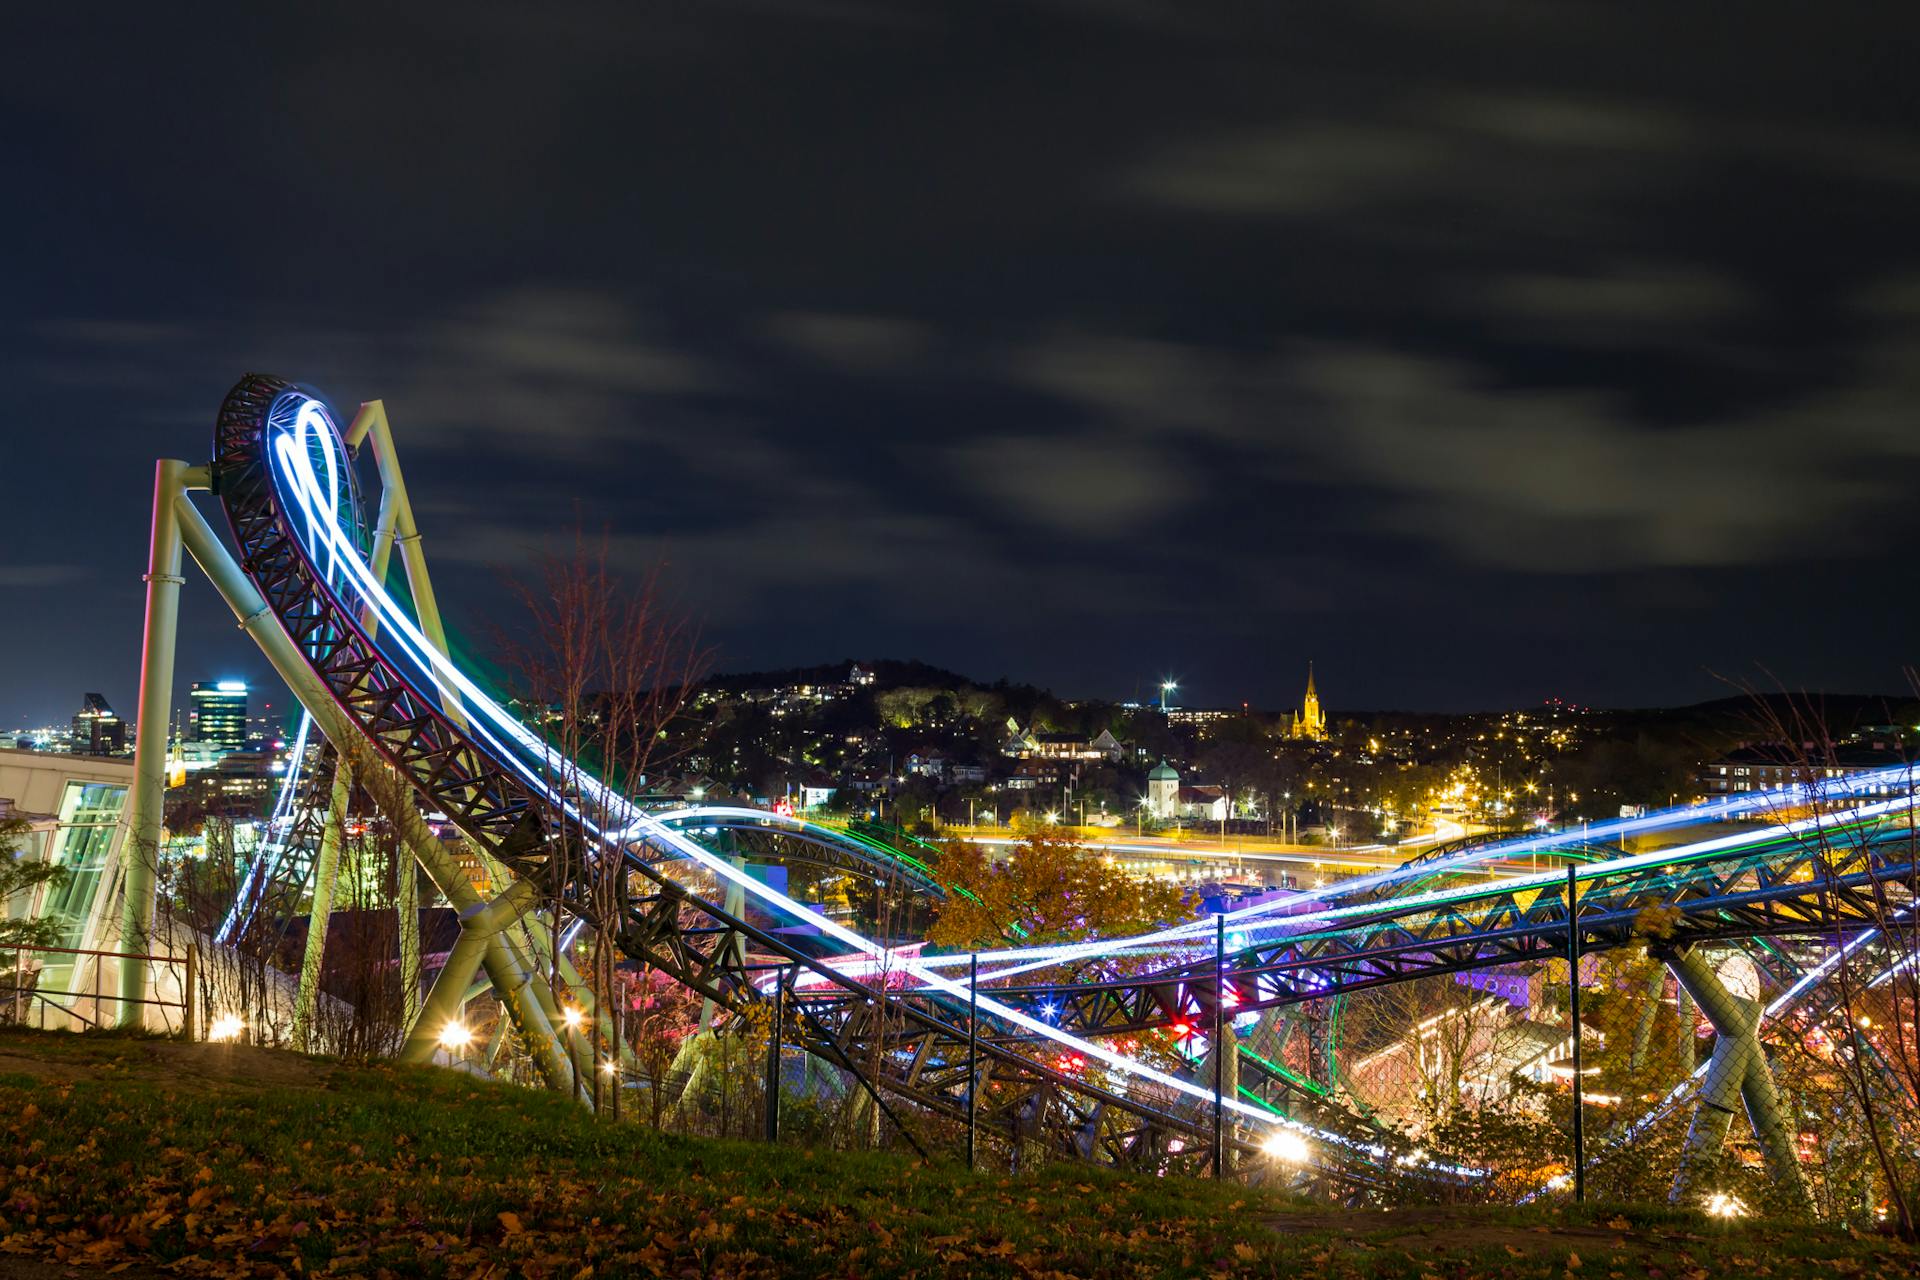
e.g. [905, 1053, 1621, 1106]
[1161, 679, 1177, 713]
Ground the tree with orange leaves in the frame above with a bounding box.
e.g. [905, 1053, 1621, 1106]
[927, 825, 1191, 952]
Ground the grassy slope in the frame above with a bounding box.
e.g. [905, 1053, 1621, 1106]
[0, 1029, 1913, 1280]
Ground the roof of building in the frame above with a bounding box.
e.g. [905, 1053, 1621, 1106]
[1148, 760, 1179, 781]
[1707, 741, 1911, 769]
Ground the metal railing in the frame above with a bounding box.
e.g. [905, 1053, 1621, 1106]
[4, 942, 199, 1040]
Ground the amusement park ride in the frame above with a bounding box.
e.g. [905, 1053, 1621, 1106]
[94, 375, 1918, 1201]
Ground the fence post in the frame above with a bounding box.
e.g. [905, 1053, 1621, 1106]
[764, 967, 783, 1143]
[1212, 911, 1225, 1180]
[966, 953, 979, 1172]
[184, 945, 198, 1042]
[1566, 864, 1585, 1203]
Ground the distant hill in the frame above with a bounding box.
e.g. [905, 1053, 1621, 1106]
[705, 658, 1021, 696]
[703, 659, 1920, 728]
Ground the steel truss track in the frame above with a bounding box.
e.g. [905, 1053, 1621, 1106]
[654, 813, 945, 899]
[213, 373, 1282, 1176]
[215, 372, 1916, 1180]
[950, 823, 1920, 1039]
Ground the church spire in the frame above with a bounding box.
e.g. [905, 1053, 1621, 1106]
[1293, 661, 1326, 742]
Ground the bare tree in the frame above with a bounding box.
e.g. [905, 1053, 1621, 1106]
[1730, 675, 1920, 1238]
[497, 529, 710, 1120]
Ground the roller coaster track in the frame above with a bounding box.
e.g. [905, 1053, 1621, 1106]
[964, 814, 1919, 1037]
[215, 374, 1332, 1175]
[212, 373, 1918, 1180]
[651, 807, 946, 898]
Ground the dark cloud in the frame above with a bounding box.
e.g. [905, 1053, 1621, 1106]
[0, 566, 93, 589]
[3, 1, 1919, 723]
[762, 312, 932, 373]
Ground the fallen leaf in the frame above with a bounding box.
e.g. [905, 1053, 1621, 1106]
[498, 1211, 524, 1235]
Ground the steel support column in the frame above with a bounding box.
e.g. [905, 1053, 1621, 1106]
[401, 876, 543, 1065]
[1660, 946, 1808, 1207]
[118, 459, 189, 1024]
[174, 493, 572, 1091]
[290, 759, 351, 1049]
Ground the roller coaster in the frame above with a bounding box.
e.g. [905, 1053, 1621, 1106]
[106, 376, 1919, 1201]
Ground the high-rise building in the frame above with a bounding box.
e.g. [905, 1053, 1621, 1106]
[71, 693, 127, 756]
[188, 681, 249, 755]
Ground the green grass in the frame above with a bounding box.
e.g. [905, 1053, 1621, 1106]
[0, 1027, 1914, 1279]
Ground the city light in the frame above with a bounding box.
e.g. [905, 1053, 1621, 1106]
[438, 1022, 474, 1052]
[562, 1006, 585, 1030]
[207, 1014, 245, 1043]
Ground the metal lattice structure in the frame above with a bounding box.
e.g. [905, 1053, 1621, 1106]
[200, 372, 1918, 1183]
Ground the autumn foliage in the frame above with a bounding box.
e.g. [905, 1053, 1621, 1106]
[926, 827, 1191, 952]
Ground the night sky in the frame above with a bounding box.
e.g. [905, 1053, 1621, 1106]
[5, 3, 1920, 727]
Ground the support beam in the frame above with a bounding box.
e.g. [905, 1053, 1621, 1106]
[397, 854, 420, 1030]
[1628, 967, 1666, 1073]
[347, 402, 436, 1032]
[173, 493, 572, 1092]
[699, 860, 748, 1032]
[118, 459, 189, 1024]
[1207, 1030, 1240, 1172]
[401, 876, 543, 1065]
[290, 759, 351, 1050]
[1659, 946, 1809, 1208]
[345, 400, 466, 731]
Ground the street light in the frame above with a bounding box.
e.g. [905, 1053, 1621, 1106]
[438, 1021, 473, 1069]
[1262, 1129, 1311, 1163]
[1161, 679, 1178, 712]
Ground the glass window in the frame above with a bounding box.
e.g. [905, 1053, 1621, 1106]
[38, 781, 128, 949]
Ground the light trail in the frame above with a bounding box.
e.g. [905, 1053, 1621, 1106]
[249, 383, 1919, 1185]
[215, 708, 312, 944]
[263, 393, 1347, 1151]
[858, 792, 1915, 987]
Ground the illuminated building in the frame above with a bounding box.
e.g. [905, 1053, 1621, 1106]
[70, 693, 127, 756]
[0, 747, 134, 1004]
[1288, 664, 1327, 742]
[1699, 738, 1911, 799]
[1006, 726, 1126, 762]
[188, 681, 249, 755]
[1146, 760, 1180, 819]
